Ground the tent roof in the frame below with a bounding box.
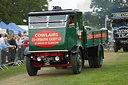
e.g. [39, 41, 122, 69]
[0, 21, 16, 33]
[8, 23, 26, 33]
[12, 23, 25, 31]
[8, 23, 21, 33]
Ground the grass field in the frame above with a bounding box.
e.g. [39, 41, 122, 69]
[0, 51, 128, 85]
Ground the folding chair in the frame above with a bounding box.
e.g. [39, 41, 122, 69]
[0, 66, 4, 70]
[2, 64, 8, 69]
[13, 60, 23, 66]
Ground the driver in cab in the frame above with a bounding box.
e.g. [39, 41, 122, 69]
[68, 16, 75, 26]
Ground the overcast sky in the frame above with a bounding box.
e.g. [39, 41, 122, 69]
[49, 0, 91, 12]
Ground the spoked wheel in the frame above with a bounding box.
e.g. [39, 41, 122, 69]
[26, 55, 38, 76]
[114, 42, 118, 52]
[71, 49, 83, 74]
[94, 46, 103, 68]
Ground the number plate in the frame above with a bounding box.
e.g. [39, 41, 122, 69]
[43, 57, 54, 61]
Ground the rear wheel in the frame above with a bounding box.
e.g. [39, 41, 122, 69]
[93, 46, 103, 68]
[26, 55, 38, 76]
[88, 57, 94, 68]
[71, 49, 82, 74]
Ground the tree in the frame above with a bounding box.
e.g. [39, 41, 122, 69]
[83, 12, 101, 28]
[0, 0, 51, 25]
[84, 0, 128, 29]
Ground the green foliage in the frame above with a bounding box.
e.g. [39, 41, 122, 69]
[84, 0, 128, 29]
[0, 0, 50, 25]
[83, 12, 101, 28]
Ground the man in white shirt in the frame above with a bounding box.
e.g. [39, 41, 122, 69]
[16, 36, 23, 60]
[0, 34, 5, 67]
[21, 31, 27, 43]
[0, 38, 2, 68]
[0, 38, 2, 46]
[0, 33, 5, 43]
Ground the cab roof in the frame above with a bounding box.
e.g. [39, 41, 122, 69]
[28, 9, 82, 16]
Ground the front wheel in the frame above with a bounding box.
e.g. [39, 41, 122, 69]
[114, 42, 118, 52]
[123, 47, 128, 52]
[26, 55, 38, 76]
[71, 49, 83, 74]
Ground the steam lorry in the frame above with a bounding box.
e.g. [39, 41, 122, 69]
[111, 8, 128, 52]
[25, 6, 108, 76]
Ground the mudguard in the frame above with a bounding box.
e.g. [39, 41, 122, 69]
[70, 45, 79, 54]
[70, 45, 84, 58]
[24, 47, 30, 55]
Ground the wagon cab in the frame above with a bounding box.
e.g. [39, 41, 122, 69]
[28, 9, 83, 52]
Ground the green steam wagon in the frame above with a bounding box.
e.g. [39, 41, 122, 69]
[25, 6, 108, 76]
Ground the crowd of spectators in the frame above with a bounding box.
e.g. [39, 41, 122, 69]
[0, 31, 29, 68]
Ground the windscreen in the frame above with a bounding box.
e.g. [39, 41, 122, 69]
[112, 19, 123, 27]
[112, 19, 128, 27]
[29, 15, 67, 29]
